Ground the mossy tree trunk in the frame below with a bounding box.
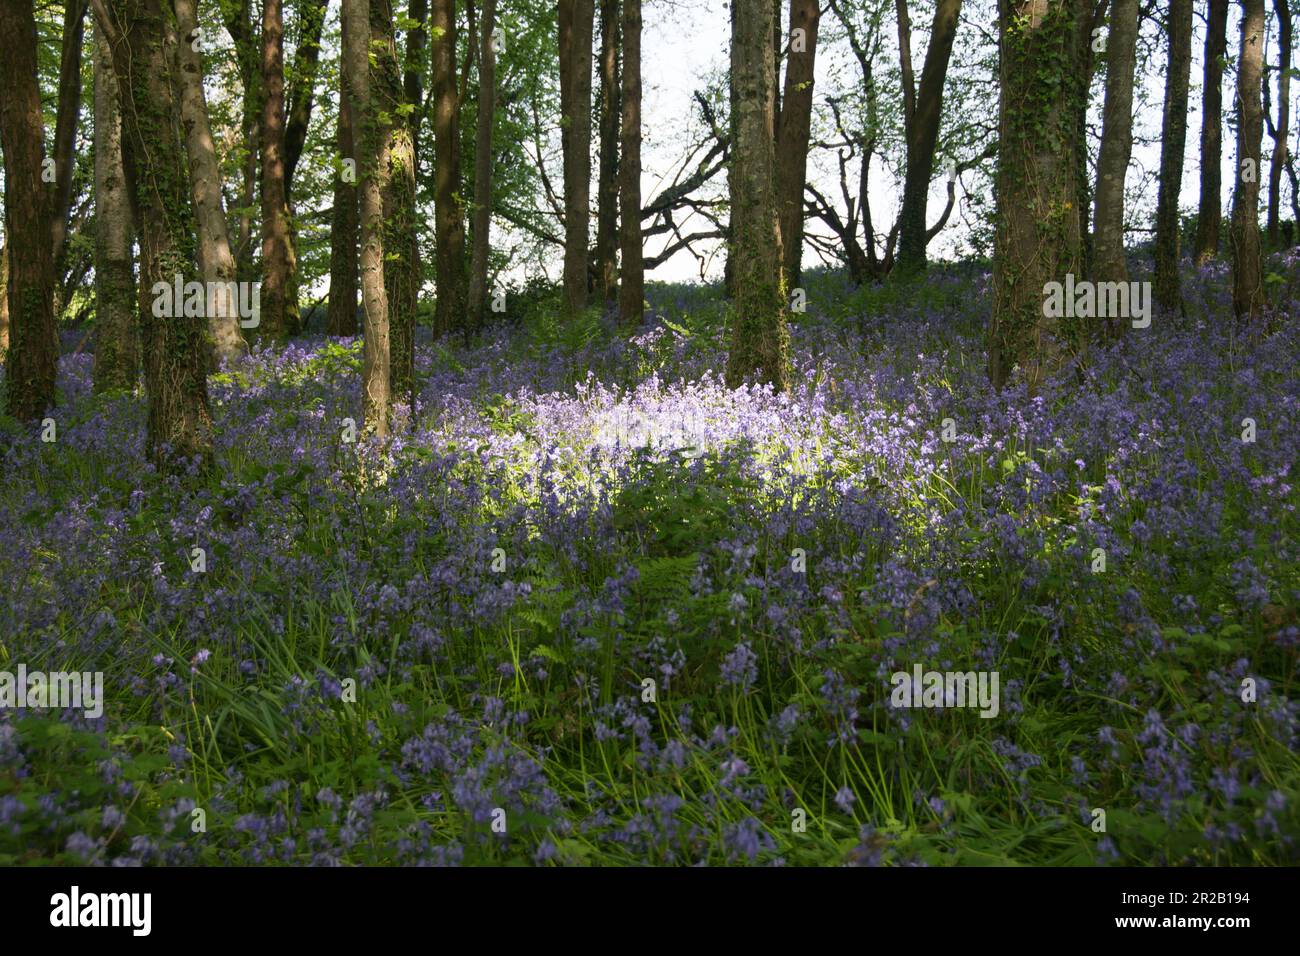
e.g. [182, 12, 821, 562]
[92, 0, 214, 471]
[988, 0, 1087, 393]
[725, 0, 789, 392]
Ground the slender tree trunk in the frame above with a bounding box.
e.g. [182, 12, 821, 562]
[725, 0, 789, 391]
[894, 0, 961, 275]
[1195, 0, 1230, 264]
[174, 0, 250, 366]
[1091, 0, 1138, 298]
[988, 0, 1087, 393]
[595, 0, 620, 308]
[1266, 0, 1290, 248]
[92, 23, 138, 392]
[432, 0, 466, 335]
[260, 0, 298, 340]
[327, 0, 360, 338]
[723, 0, 739, 300]
[344, 0, 391, 435]
[51, 0, 88, 275]
[0, 0, 59, 421]
[223, 0, 260, 283]
[1231, 0, 1266, 319]
[374, 0, 418, 404]
[284, 0, 326, 199]
[93, 0, 213, 471]
[0, 243, 9, 355]
[559, 0, 595, 314]
[775, 0, 820, 288]
[1073, 3, 1098, 273]
[468, 0, 498, 331]
[618, 0, 643, 325]
[1153, 0, 1193, 314]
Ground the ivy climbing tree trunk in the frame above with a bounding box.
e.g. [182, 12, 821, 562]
[468, 0, 498, 332]
[775, 0, 820, 289]
[373, 0, 417, 409]
[1195, 0, 1230, 264]
[595, 0, 620, 309]
[174, 0, 250, 367]
[1091, 0, 1138, 309]
[344, 0, 390, 435]
[1265, 0, 1290, 249]
[0, 0, 59, 421]
[92, 0, 214, 472]
[725, 0, 789, 392]
[559, 0, 595, 315]
[431, 0, 466, 336]
[260, 0, 298, 340]
[92, 22, 139, 392]
[1231, 0, 1266, 319]
[327, 0, 360, 338]
[894, 0, 961, 276]
[1153, 0, 1193, 315]
[618, 0, 643, 325]
[988, 0, 1087, 393]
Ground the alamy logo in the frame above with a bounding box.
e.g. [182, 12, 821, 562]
[1042, 273, 1151, 329]
[151, 273, 261, 328]
[0, 665, 103, 718]
[890, 666, 1000, 718]
[50, 887, 151, 936]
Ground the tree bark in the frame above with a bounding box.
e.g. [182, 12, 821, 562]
[1231, 0, 1266, 319]
[1195, 0, 1230, 264]
[222, 0, 260, 282]
[92, 0, 214, 471]
[173, 0, 250, 366]
[559, 0, 595, 314]
[50, 0, 89, 273]
[895, 0, 961, 275]
[374, 0, 418, 405]
[0, 242, 9, 355]
[344, 0, 391, 435]
[725, 0, 789, 391]
[775, 0, 820, 288]
[1153, 0, 1193, 314]
[0, 0, 60, 421]
[327, 0, 360, 338]
[1091, 0, 1138, 296]
[468, 0, 498, 331]
[284, 0, 327, 199]
[260, 0, 298, 340]
[595, 0, 620, 308]
[92, 22, 139, 392]
[618, 0, 643, 325]
[988, 0, 1087, 393]
[432, 0, 466, 335]
[1265, 0, 1290, 248]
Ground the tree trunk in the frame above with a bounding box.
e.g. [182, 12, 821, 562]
[222, 0, 260, 282]
[725, 0, 788, 392]
[1091, 0, 1138, 298]
[372, 0, 417, 408]
[468, 0, 498, 331]
[1153, 0, 1193, 314]
[0, 243, 9, 355]
[1265, 0, 1290, 249]
[618, 0, 643, 325]
[0, 0, 59, 422]
[559, 0, 595, 314]
[173, 0, 250, 366]
[284, 0, 327, 199]
[92, 22, 138, 392]
[50, 0, 88, 274]
[894, 0, 961, 275]
[595, 0, 620, 308]
[775, 0, 820, 289]
[327, 0, 360, 338]
[92, 0, 214, 472]
[260, 0, 298, 340]
[988, 0, 1087, 393]
[344, 0, 391, 435]
[1195, 0, 1230, 264]
[1231, 0, 1266, 319]
[432, 0, 466, 335]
